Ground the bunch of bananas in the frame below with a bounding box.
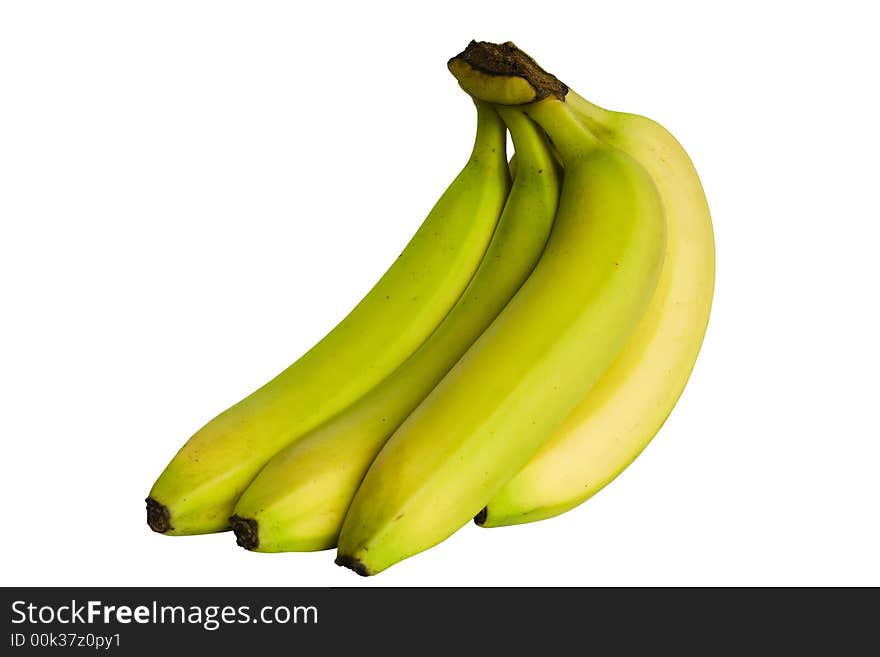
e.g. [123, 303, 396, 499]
[146, 41, 715, 576]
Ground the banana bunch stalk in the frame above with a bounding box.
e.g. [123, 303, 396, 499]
[147, 41, 714, 576]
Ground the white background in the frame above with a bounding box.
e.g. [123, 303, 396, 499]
[1, 1, 878, 587]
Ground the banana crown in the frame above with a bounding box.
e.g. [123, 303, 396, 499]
[448, 41, 568, 105]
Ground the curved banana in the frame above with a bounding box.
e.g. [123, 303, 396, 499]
[229, 109, 560, 552]
[146, 101, 510, 536]
[478, 64, 715, 527]
[336, 47, 666, 575]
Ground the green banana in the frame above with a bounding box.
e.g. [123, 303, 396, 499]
[335, 43, 667, 575]
[146, 101, 510, 536]
[478, 86, 715, 526]
[229, 109, 559, 552]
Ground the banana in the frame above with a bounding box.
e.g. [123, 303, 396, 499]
[335, 44, 667, 575]
[229, 109, 560, 552]
[145, 101, 511, 536]
[478, 62, 715, 527]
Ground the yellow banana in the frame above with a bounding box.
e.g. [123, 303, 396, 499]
[335, 43, 666, 575]
[478, 62, 715, 527]
[146, 101, 510, 536]
[229, 109, 559, 552]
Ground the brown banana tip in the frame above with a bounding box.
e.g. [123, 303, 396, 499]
[335, 554, 372, 577]
[145, 497, 173, 533]
[229, 515, 259, 550]
[474, 507, 488, 526]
